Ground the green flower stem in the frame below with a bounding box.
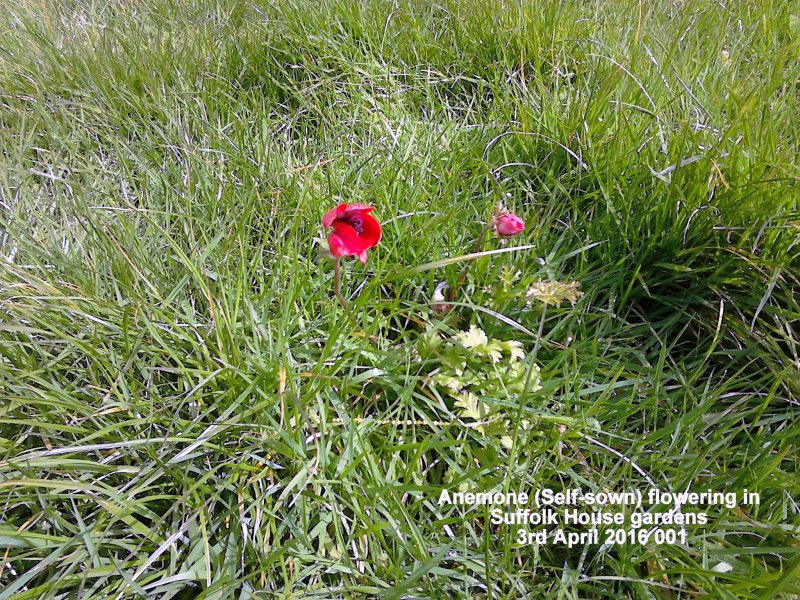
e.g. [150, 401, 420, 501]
[332, 258, 357, 325]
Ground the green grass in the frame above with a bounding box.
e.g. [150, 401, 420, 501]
[1, 0, 799, 597]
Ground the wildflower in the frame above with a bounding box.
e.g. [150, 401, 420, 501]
[494, 213, 525, 238]
[526, 280, 584, 307]
[321, 203, 381, 265]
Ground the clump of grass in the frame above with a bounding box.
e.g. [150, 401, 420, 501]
[1, 0, 798, 597]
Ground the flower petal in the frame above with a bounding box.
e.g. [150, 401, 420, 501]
[330, 221, 371, 255]
[354, 212, 382, 247]
[495, 213, 525, 237]
[340, 204, 375, 216]
[322, 203, 348, 228]
[327, 231, 349, 258]
[322, 203, 375, 228]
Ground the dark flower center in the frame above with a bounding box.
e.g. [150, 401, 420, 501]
[342, 213, 364, 235]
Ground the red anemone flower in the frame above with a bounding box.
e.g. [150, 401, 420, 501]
[322, 203, 382, 265]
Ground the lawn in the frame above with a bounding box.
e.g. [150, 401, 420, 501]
[1, 0, 798, 597]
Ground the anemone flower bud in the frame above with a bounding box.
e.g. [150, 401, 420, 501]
[494, 213, 525, 238]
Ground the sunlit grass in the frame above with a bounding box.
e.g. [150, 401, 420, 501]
[1, 0, 798, 597]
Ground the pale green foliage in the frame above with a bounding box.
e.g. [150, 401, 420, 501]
[420, 325, 541, 438]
